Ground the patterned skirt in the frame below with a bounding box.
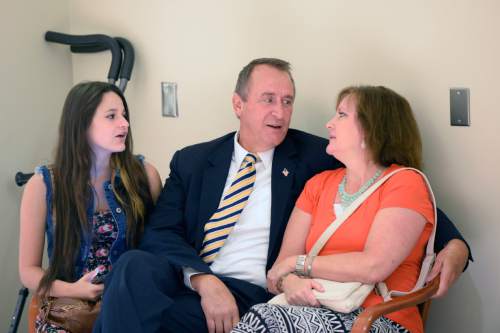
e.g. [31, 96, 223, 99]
[231, 304, 410, 333]
[34, 315, 69, 333]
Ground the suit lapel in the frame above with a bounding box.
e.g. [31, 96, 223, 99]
[268, 135, 298, 266]
[196, 137, 234, 248]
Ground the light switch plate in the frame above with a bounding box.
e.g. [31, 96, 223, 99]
[450, 88, 470, 126]
[162, 82, 179, 117]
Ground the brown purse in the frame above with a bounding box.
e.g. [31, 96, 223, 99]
[38, 296, 100, 333]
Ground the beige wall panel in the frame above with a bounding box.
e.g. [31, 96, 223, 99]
[0, 1, 73, 330]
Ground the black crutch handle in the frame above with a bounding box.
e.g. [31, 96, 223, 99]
[45, 31, 122, 83]
[15, 172, 33, 187]
[71, 37, 135, 92]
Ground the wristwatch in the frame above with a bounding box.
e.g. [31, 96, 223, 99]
[295, 255, 307, 276]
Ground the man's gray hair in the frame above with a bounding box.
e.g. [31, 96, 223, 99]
[234, 58, 295, 101]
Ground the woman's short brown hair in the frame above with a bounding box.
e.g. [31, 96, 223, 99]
[337, 86, 422, 169]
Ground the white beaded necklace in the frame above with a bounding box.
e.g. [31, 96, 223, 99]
[338, 168, 383, 209]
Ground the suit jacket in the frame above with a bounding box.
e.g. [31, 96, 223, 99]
[140, 129, 471, 284]
[140, 129, 340, 275]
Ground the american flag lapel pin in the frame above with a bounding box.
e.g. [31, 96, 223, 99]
[282, 168, 289, 177]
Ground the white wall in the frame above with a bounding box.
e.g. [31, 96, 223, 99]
[0, 1, 73, 329]
[2, 0, 498, 331]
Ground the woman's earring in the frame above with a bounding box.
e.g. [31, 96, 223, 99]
[361, 140, 366, 149]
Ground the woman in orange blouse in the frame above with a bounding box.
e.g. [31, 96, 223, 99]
[232, 86, 434, 333]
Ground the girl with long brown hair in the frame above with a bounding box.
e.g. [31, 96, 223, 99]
[18, 81, 162, 332]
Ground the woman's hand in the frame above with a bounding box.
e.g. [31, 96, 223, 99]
[70, 270, 104, 301]
[283, 274, 324, 307]
[267, 256, 296, 294]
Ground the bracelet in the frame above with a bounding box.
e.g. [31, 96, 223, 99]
[305, 255, 316, 277]
[276, 272, 292, 293]
[295, 255, 307, 276]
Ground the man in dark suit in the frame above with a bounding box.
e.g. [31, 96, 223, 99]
[94, 58, 470, 333]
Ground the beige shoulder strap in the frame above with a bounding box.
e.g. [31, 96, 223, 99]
[308, 167, 437, 300]
[376, 168, 437, 301]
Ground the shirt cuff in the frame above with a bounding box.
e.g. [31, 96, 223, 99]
[182, 266, 204, 290]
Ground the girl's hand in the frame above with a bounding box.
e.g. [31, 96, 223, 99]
[283, 274, 324, 307]
[70, 269, 104, 301]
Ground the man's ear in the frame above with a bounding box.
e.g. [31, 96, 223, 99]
[232, 93, 244, 119]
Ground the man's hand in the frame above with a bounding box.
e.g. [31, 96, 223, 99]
[427, 239, 469, 298]
[191, 274, 239, 333]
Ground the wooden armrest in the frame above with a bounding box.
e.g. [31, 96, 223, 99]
[28, 295, 38, 333]
[351, 276, 440, 333]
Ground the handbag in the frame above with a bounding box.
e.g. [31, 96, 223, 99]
[269, 167, 437, 313]
[38, 296, 100, 333]
[269, 280, 374, 313]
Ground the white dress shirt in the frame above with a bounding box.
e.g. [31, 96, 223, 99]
[183, 133, 274, 289]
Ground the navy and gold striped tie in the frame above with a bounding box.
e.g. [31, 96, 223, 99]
[200, 153, 257, 264]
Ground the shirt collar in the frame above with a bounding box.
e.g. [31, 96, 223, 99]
[233, 132, 274, 169]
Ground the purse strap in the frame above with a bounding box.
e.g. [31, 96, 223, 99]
[308, 167, 437, 300]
